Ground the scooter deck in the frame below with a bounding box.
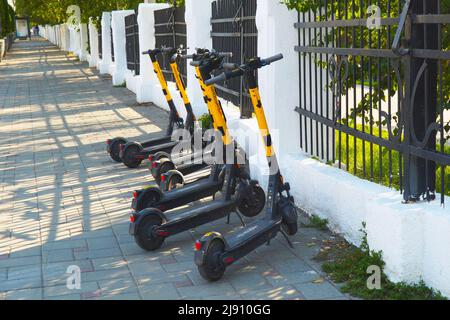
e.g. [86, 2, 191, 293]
[158, 178, 222, 209]
[140, 135, 173, 149]
[159, 199, 236, 235]
[225, 218, 281, 254]
[139, 141, 180, 157]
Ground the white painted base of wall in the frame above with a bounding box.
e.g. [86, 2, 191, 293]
[126, 73, 139, 94]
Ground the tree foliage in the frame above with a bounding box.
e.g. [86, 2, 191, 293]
[0, 0, 15, 37]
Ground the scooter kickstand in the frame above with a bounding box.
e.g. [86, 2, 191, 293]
[280, 230, 294, 249]
[235, 212, 246, 227]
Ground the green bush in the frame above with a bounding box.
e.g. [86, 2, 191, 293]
[1, 0, 15, 37]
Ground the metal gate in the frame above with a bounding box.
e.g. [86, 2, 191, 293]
[211, 0, 258, 118]
[125, 11, 140, 76]
[154, 5, 187, 84]
[294, 0, 449, 205]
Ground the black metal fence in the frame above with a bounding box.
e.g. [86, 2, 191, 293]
[154, 6, 187, 84]
[125, 11, 140, 76]
[294, 0, 449, 205]
[98, 32, 102, 59]
[111, 26, 114, 62]
[211, 0, 258, 118]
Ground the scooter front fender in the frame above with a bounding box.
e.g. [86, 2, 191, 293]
[194, 232, 226, 266]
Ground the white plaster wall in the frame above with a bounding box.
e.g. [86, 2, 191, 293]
[79, 23, 89, 61]
[87, 19, 99, 68]
[98, 12, 112, 74]
[111, 10, 135, 86]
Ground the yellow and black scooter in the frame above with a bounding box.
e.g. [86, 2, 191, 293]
[130, 50, 266, 251]
[106, 47, 186, 165]
[194, 54, 299, 281]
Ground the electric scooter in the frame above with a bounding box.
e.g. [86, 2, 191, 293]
[194, 54, 299, 281]
[129, 52, 266, 251]
[130, 50, 241, 211]
[106, 47, 187, 164]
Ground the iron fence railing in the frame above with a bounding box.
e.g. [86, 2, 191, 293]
[294, 0, 449, 205]
[98, 32, 102, 59]
[125, 11, 140, 76]
[211, 0, 258, 118]
[111, 26, 114, 62]
[154, 5, 187, 84]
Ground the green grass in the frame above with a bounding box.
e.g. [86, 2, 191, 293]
[304, 214, 329, 230]
[114, 81, 127, 88]
[198, 113, 213, 130]
[335, 124, 450, 197]
[319, 223, 447, 300]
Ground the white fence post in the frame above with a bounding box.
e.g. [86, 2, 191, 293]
[111, 10, 135, 86]
[88, 18, 99, 68]
[79, 23, 89, 61]
[255, 0, 300, 155]
[185, 0, 213, 116]
[98, 12, 112, 74]
[135, 3, 170, 103]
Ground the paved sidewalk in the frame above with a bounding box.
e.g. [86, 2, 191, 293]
[0, 39, 349, 300]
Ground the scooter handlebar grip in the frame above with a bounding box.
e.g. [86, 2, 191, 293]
[261, 53, 284, 65]
[181, 54, 195, 60]
[204, 72, 228, 86]
[222, 63, 238, 70]
[190, 60, 202, 67]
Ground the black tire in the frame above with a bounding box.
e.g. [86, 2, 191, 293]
[167, 173, 184, 191]
[137, 189, 162, 211]
[198, 239, 226, 282]
[122, 144, 143, 168]
[238, 184, 266, 218]
[109, 138, 127, 163]
[153, 160, 175, 183]
[134, 215, 165, 251]
[282, 221, 298, 236]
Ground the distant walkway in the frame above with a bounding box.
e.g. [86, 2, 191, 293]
[0, 40, 348, 300]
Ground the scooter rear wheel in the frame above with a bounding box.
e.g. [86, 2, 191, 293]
[109, 138, 127, 163]
[134, 215, 165, 251]
[238, 184, 266, 218]
[122, 144, 144, 168]
[198, 239, 226, 281]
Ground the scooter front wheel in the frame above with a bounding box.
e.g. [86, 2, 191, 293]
[238, 184, 266, 218]
[134, 215, 165, 251]
[198, 239, 226, 281]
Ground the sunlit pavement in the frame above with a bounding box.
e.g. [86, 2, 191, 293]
[0, 39, 349, 300]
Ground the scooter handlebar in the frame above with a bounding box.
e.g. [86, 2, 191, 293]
[261, 53, 284, 65]
[222, 63, 238, 70]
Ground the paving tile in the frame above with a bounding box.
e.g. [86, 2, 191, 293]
[5, 288, 43, 300]
[44, 281, 99, 298]
[294, 282, 346, 300]
[139, 283, 180, 300]
[240, 285, 303, 300]
[177, 282, 237, 299]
